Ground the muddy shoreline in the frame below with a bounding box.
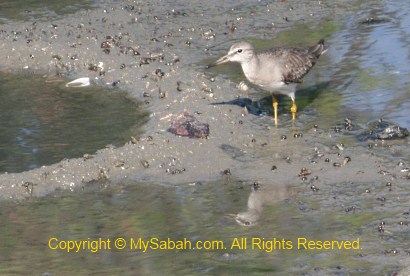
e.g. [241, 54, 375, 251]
[0, 0, 408, 202]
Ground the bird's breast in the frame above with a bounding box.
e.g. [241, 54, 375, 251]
[240, 60, 283, 89]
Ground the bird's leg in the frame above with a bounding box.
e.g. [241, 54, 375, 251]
[290, 99, 297, 121]
[272, 95, 278, 126]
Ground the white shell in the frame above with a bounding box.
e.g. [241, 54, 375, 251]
[65, 77, 90, 87]
[237, 81, 249, 91]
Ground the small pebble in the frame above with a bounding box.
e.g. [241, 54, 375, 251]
[141, 160, 149, 168]
[343, 156, 351, 165]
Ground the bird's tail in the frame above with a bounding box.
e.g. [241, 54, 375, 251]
[309, 39, 328, 58]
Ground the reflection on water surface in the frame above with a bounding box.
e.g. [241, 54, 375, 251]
[0, 73, 148, 173]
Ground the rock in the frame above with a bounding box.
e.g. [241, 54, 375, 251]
[168, 112, 209, 139]
[358, 120, 409, 141]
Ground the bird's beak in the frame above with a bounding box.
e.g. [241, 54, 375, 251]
[206, 53, 230, 68]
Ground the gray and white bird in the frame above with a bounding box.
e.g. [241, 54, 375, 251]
[207, 39, 328, 125]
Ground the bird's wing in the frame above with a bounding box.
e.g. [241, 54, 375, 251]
[261, 43, 325, 84]
[279, 48, 317, 84]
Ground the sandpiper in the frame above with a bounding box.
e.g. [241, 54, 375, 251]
[207, 39, 328, 125]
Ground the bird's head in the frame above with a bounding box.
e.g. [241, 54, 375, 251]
[207, 42, 254, 68]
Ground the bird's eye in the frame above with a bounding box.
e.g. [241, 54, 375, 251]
[237, 49, 243, 53]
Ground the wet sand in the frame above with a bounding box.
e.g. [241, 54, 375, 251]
[0, 0, 408, 207]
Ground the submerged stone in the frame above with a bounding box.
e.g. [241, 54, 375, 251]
[358, 120, 409, 141]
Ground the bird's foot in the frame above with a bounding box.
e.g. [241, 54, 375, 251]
[273, 101, 278, 126]
[291, 103, 297, 120]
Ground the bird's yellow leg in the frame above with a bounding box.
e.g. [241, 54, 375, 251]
[272, 95, 278, 126]
[290, 100, 297, 121]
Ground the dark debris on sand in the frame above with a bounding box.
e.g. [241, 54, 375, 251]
[168, 112, 209, 139]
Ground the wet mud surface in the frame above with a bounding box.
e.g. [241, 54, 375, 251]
[0, 0, 374, 199]
[0, 0, 405, 197]
[0, 0, 409, 274]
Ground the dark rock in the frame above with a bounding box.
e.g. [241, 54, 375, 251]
[358, 120, 409, 141]
[168, 112, 209, 139]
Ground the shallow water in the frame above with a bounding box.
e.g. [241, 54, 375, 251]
[0, 180, 408, 275]
[316, 0, 410, 129]
[0, 73, 148, 173]
[0, 0, 97, 23]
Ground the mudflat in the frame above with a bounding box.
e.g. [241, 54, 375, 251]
[0, 0, 407, 207]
